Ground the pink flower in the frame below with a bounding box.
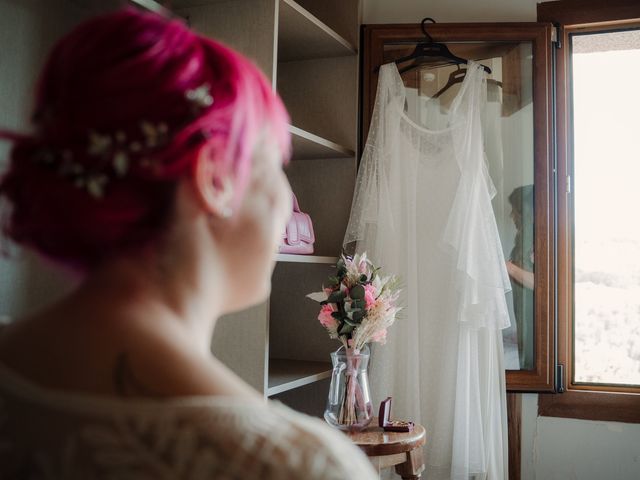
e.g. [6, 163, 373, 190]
[358, 258, 368, 274]
[371, 328, 388, 344]
[318, 304, 338, 329]
[364, 284, 377, 309]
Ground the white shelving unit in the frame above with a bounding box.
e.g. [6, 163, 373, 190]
[134, 0, 360, 416]
[277, 0, 355, 61]
[276, 253, 338, 264]
[290, 125, 353, 160]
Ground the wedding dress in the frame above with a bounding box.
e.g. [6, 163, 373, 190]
[345, 61, 511, 480]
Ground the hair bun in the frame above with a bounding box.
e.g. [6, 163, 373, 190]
[0, 7, 290, 271]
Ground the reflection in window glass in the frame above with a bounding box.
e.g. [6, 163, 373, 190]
[479, 43, 535, 372]
[572, 29, 640, 386]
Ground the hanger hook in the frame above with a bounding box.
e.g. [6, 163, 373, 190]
[420, 17, 436, 42]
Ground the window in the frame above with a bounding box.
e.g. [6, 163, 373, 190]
[538, 0, 640, 423]
[572, 30, 640, 389]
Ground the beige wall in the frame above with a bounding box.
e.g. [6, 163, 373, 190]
[362, 1, 640, 480]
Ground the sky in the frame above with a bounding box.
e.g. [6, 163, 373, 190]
[572, 36, 640, 386]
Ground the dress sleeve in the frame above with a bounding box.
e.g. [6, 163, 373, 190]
[441, 62, 512, 330]
[343, 64, 395, 259]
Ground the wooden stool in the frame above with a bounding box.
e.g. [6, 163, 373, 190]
[347, 421, 426, 479]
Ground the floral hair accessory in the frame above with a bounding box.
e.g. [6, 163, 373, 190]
[32, 121, 171, 199]
[30, 83, 214, 199]
[185, 83, 214, 108]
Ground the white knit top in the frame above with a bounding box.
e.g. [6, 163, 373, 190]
[0, 360, 377, 479]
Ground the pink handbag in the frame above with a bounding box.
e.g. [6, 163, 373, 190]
[279, 193, 315, 254]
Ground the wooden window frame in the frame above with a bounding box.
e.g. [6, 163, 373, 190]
[538, 0, 640, 423]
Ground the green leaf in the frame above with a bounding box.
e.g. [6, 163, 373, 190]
[370, 267, 380, 282]
[352, 299, 365, 310]
[339, 323, 354, 335]
[352, 310, 365, 323]
[331, 312, 343, 320]
[350, 284, 365, 300]
[328, 291, 346, 303]
[342, 317, 356, 327]
[360, 274, 368, 282]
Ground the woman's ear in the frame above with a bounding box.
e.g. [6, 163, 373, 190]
[193, 149, 235, 219]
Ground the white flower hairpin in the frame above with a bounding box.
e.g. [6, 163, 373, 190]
[185, 84, 214, 108]
[31, 83, 215, 199]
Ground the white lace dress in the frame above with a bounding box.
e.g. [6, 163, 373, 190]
[345, 62, 511, 480]
[0, 361, 377, 479]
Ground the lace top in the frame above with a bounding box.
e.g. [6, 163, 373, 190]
[0, 361, 377, 479]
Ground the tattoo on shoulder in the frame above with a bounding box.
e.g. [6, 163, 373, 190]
[113, 352, 163, 398]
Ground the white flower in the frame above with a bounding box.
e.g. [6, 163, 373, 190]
[306, 291, 329, 303]
[185, 84, 214, 108]
[113, 151, 129, 177]
[88, 131, 112, 156]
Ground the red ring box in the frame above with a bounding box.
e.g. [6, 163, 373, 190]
[378, 397, 415, 432]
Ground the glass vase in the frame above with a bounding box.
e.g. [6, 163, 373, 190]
[324, 345, 373, 431]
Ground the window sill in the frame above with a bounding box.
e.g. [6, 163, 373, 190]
[538, 389, 640, 424]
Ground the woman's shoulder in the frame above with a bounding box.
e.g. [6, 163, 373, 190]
[174, 399, 378, 479]
[0, 366, 376, 480]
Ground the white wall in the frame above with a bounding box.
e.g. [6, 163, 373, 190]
[363, 1, 640, 479]
[522, 395, 640, 480]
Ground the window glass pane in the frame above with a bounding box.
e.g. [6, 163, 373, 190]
[571, 29, 640, 387]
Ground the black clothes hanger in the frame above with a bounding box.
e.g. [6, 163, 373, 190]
[393, 18, 492, 75]
[432, 65, 467, 98]
[432, 65, 503, 99]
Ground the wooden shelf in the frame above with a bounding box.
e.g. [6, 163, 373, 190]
[278, 0, 356, 62]
[129, 0, 175, 15]
[135, 0, 356, 62]
[267, 358, 332, 396]
[171, 0, 229, 7]
[276, 254, 338, 264]
[290, 125, 354, 160]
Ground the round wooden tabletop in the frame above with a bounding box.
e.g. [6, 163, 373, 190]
[347, 420, 426, 457]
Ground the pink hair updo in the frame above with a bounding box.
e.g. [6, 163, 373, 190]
[0, 8, 291, 271]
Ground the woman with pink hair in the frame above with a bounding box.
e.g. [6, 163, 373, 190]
[0, 8, 375, 478]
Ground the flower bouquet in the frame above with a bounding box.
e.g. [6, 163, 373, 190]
[307, 253, 401, 430]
